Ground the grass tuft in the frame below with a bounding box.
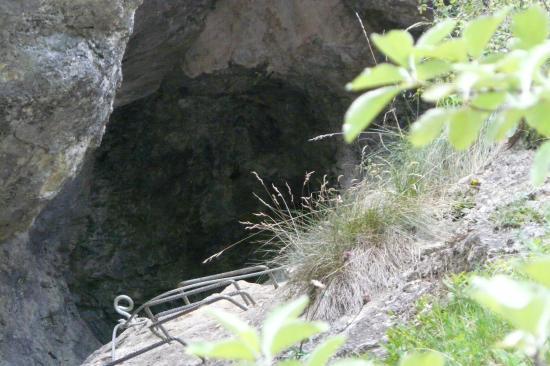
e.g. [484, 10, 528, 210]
[246, 130, 495, 320]
[490, 197, 545, 230]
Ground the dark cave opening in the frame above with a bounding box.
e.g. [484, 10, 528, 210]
[56, 66, 347, 342]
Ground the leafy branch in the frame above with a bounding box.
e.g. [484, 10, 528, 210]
[344, 5, 550, 186]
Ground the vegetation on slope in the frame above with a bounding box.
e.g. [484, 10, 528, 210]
[191, 3, 550, 365]
[245, 132, 493, 320]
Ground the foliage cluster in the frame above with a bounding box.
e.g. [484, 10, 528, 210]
[189, 4, 550, 366]
[343, 5, 550, 186]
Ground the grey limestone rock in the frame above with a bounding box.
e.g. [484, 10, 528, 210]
[0, 1, 141, 364]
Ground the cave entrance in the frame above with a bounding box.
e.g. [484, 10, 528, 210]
[66, 66, 344, 341]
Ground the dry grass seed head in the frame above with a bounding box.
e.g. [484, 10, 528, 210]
[248, 131, 495, 320]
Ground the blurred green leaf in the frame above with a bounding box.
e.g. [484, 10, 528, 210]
[522, 257, 550, 288]
[531, 141, 550, 186]
[448, 109, 487, 150]
[262, 296, 313, 358]
[331, 360, 375, 366]
[270, 320, 329, 356]
[498, 330, 538, 356]
[487, 108, 523, 141]
[421, 84, 455, 103]
[470, 92, 506, 110]
[277, 361, 302, 366]
[372, 30, 414, 66]
[474, 73, 519, 91]
[495, 50, 528, 73]
[186, 339, 257, 361]
[464, 9, 508, 58]
[207, 308, 260, 353]
[415, 59, 451, 81]
[421, 39, 468, 62]
[470, 275, 550, 336]
[343, 86, 401, 142]
[305, 336, 346, 366]
[417, 19, 457, 47]
[346, 64, 408, 91]
[399, 351, 445, 366]
[525, 101, 550, 136]
[511, 5, 550, 50]
[409, 108, 450, 146]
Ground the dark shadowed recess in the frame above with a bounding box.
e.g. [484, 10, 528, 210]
[35, 65, 347, 342]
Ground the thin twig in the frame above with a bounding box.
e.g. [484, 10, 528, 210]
[355, 11, 377, 65]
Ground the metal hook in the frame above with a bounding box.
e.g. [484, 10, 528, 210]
[114, 295, 134, 320]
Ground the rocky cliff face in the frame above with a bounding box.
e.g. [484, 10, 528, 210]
[0, 1, 425, 364]
[0, 1, 141, 364]
[0, 0, 141, 242]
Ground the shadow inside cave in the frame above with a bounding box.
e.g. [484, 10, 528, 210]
[31, 65, 349, 342]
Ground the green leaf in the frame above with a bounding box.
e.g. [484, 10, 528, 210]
[522, 257, 550, 288]
[455, 69, 494, 97]
[517, 43, 550, 97]
[346, 64, 408, 91]
[470, 275, 550, 336]
[448, 109, 487, 150]
[262, 296, 320, 358]
[417, 19, 457, 47]
[409, 108, 450, 146]
[525, 100, 550, 136]
[531, 141, 550, 186]
[277, 361, 302, 366]
[473, 73, 519, 91]
[464, 9, 508, 58]
[470, 92, 507, 110]
[343, 86, 401, 142]
[415, 59, 451, 81]
[270, 320, 329, 356]
[496, 49, 528, 73]
[511, 5, 550, 50]
[331, 360, 375, 366]
[306, 336, 345, 366]
[372, 30, 414, 66]
[487, 108, 523, 141]
[399, 351, 445, 366]
[186, 339, 257, 361]
[207, 308, 260, 353]
[421, 39, 468, 62]
[498, 330, 538, 355]
[268, 296, 309, 320]
[471, 276, 534, 309]
[421, 84, 455, 103]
